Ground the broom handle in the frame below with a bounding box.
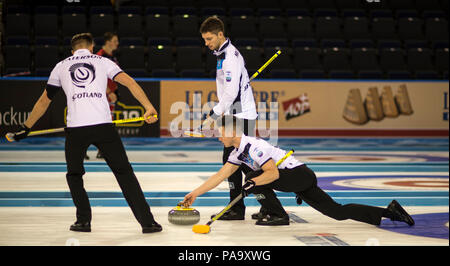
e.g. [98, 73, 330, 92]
[190, 50, 282, 134]
[208, 149, 295, 225]
[27, 115, 157, 137]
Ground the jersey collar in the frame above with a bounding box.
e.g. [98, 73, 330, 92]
[73, 49, 92, 55]
[235, 133, 247, 152]
[213, 38, 230, 56]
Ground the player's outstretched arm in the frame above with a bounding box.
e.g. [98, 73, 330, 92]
[8, 89, 53, 142]
[113, 72, 158, 124]
[24, 89, 53, 129]
[183, 163, 239, 206]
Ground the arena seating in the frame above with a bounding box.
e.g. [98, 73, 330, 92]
[0, 0, 448, 79]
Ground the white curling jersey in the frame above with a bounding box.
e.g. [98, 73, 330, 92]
[227, 135, 303, 171]
[46, 48, 123, 127]
[213, 39, 258, 120]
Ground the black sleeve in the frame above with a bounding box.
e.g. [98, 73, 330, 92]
[45, 84, 62, 100]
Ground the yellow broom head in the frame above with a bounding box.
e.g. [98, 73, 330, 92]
[192, 224, 211, 234]
[183, 130, 205, 138]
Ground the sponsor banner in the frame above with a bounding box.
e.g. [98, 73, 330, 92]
[160, 80, 448, 136]
[0, 80, 160, 137]
[0, 80, 54, 136]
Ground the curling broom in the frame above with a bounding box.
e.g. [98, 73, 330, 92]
[183, 50, 282, 138]
[192, 149, 294, 234]
[5, 115, 158, 142]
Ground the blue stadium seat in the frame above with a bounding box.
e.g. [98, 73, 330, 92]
[404, 40, 429, 49]
[270, 69, 298, 79]
[176, 47, 203, 71]
[145, 14, 171, 38]
[151, 69, 177, 78]
[5, 13, 30, 37]
[34, 45, 59, 69]
[172, 15, 200, 38]
[238, 46, 263, 71]
[35, 37, 59, 46]
[293, 47, 322, 70]
[230, 16, 258, 39]
[358, 70, 383, 79]
[180, 69, 206, 78]
[349, 39, 374, 48]
[299, 69, 325, 79]
[117, 46, 146, 70]
[120, 38, 145, 46]
[292, 38, 318, 48]
[148, 46, 174, 71]
[343, 16, 370, 40]
[117, 13, 143, 38]
[387, 70, 411, 79]
[287, 16, 315, 39]
[5, 36, 29, 45]
[315, 16, 343, 40]
[323, 47, 352, 72]
[377, 40, 402, 50]
[321, 39, 346, 48]
[147, 37, 172, 47]
[351, 48, 380, 72]
[175, 38, 202, 47]
[329, 70, 355, 79]
[380, 48, 408, 72]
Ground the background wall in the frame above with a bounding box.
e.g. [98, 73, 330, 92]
[160, 79, 449, 136]
[0, 79, 160, 137]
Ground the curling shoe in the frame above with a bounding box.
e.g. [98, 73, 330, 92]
[387, 200, 415, 226]
[256, 214, 290, 226]
[70, 221, 91, 232]
[251, 207, 269, 220]
[142, 221, 163, 233]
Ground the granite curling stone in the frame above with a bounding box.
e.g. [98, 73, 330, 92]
[168, 203, 200, 225]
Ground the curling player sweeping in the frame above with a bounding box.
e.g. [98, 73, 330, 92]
[7, 33, 162, 234]
[183, 116, 415, 234]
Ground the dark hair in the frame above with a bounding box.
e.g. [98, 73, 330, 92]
[71, 33, 94, 50]
[200, 16, 225, 35]
[104, 32, 118, 42]
[219, 115, 243, 136]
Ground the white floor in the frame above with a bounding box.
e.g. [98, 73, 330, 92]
[0, 150, 447, 246]
[0, 206, 447, 246]
[0, 150, 447, 163]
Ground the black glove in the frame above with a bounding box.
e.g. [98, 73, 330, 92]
[208, 109, 220, 120]
[242, 179, 256, 197]
[201, 112, 209, 122]
[13, 125, 31, 142]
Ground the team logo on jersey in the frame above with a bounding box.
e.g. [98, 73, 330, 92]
[69, 63, 96, 88]
[225, 71, 232, 82]
[217, 59, 224, 70]
[238, 143, 256, 167]
[254, 147, 264, 157]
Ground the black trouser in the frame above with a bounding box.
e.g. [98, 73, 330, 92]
[64, 123, 155, 227]
[223, 118, 256, 214]
[246, 165, 385, 226]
